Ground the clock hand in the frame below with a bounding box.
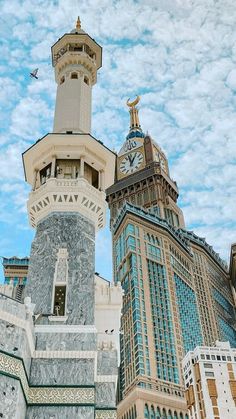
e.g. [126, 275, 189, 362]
[127, 154, 132, 164]
[130, 153, 136, 166]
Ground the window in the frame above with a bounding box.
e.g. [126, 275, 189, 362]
[71, 72, 78, 79]
[60, 76, 65, 84]
[40, 163, 52, 185]
[205, 371, 214, 377]
[204, 363, 213, 368]
[144, 404, 149, 419]
[84, 76, 89, 85]
[53, 286, 66, 316]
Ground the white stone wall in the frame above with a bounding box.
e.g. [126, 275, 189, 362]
[53, 72, 92, 134]
[95, 275, 123, 361]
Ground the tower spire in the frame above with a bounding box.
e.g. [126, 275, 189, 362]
[76, 16, 81, 30]
[127, 95, 141, 131]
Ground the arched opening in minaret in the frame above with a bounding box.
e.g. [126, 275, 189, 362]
[84, 162, 99, 188]
[71, 72, 78, 79]
[60, 76, 65, 84]
[53, 285, 66, 316]
[84, 76, 89, 85]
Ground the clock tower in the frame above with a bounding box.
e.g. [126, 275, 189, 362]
[107, 96, 185, 229]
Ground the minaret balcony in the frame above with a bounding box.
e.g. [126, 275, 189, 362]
[27, 177, 106, 230]
[55, 51, 97, 84]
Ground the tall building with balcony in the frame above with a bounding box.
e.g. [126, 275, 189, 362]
[183, 341, 236, 418]
[106, 97, 236, 419]
[0, 18, 122, 419]
[1, 256, 29, 301]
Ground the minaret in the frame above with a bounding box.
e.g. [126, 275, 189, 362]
[17, 19, 118, 418]
[23, 19, 115, 322]
[52, 16, 101, 134]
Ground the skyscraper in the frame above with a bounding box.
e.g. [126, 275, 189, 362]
[0, 18, 121, 419]
[106, 97, 236, 418]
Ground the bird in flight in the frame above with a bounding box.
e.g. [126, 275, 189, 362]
[30, 68, 39, 79]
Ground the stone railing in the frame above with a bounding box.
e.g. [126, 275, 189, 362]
[28, 177, 107, 230]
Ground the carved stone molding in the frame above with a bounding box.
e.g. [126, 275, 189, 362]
[95, 411, 117, 419]
[28, 177, 106, 230]
[0, 351, 94, 405]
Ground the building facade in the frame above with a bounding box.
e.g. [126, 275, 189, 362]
[183, 341, 236, 418]
[106, 98, 236, 418]
[1, 256, 29, 301]
[0, 18, 122, 419]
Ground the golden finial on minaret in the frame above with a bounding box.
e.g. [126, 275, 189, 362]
[126, 95, 141, 129]
[76, 16, 81, 30]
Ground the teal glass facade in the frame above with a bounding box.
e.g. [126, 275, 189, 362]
[213, 287, 236, 347]
[213, 287, 235, 317]
[115, 223, 150, 394]
[147, 260, 179, 384]
[174, 273, 203, 354]
[218, 316, 236, 348]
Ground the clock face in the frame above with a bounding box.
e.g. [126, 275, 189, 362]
[120, 151, 144, 175]
[155, 150, 166, 171]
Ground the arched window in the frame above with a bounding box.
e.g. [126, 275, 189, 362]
[162, 409, 167, 419]
[60, 76, 65, 84]
[174, 412, 178, 419]
[150, 405, 155, 419]
[185, 415, 189, 419]
[179, 414, 183, 419]
[131, 407, 135, 419]
[71, 72, 78, 79]
[157, 407, 161, 419]
[134, 405, 137, 418]
[84, 75, 89, 85]
[168, 410, 173, 419]
[144, 404, 150, 419]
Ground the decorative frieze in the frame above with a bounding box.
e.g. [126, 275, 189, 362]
[28, 386, 94, 405]
[95, 411, 117, 419]
[0, 351, 94, 405]
[28, 177, 106, 230]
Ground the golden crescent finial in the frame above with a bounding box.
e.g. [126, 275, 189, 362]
[126, 95, 140, 108]
[76, 16, 81, 30]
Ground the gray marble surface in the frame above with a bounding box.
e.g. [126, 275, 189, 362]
[0, 375, 26, 419]
[26, 212, 95, 325]
[30, 358, 94, 385]
[97, 350, 118, 376]
[0, 294, 27, 320]
[35, 331, 96, 351]
[26, 406, 94, 419]
[95, 382, 116, 408]
[0, 319, 32, 376]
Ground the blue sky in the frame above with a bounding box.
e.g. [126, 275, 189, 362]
[0, 0, 236, 282]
